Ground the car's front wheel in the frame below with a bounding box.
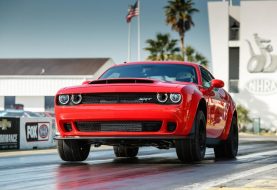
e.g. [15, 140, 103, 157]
[113, 146, 139, 158]
[214, 116, 238, 159]
[176, 110, 206, 163]
[57, 139, 91, 161]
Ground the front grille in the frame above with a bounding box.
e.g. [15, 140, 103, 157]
[75, 121, 162, 132]
[81, 93, 157, 104]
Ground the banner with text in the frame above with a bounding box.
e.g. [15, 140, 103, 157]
[0, 117, 20, 150]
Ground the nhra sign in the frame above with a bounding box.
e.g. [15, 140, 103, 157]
[25, 122, 50, 142]
[0, 117, 20, 150]
[246, 78, 277, 95]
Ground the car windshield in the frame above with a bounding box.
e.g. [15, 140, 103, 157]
[100, 64, 198, 83]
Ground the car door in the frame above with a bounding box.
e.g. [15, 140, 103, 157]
[200, 67, 228, 138]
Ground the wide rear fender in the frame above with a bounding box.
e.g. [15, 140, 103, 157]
[219, 95, 237, 140]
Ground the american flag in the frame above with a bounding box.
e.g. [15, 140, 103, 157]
[126, 1, 139, 23]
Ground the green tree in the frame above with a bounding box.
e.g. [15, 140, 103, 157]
[195, 53, 208, 67]
[237, 105, 252, 131]
[164, 0, 199, 60]
[144, 33, 180, 61]
[145, 34, 208, 66]
[186, 45, 208, 66]
[169, 45, 208, 66]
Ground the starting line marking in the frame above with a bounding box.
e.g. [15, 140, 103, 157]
[178, 150, 277, 190]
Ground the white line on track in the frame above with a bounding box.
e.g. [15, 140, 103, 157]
[179, 164, 277, 190]
[237, 149, 277, 160]
[177, 149, 277, 190]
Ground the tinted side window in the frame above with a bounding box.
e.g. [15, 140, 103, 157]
[4, 96, 15, 109]
[200, 68, 213, 88]
[45, 96, 54, 111]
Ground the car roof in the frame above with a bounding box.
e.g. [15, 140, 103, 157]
[119, 61, 199, 67]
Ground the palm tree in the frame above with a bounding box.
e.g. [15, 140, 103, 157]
[186, 46, 195, 62]
[180, 45, 208, 66]
[145, 33, 180, 61]
[145, 35, 208, 66]
[164, 0, 199, 60]
[195, 52, 208, 67]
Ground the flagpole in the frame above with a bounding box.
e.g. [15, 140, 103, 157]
[137, 0, 141, 61]
[128, 22, 131, 62]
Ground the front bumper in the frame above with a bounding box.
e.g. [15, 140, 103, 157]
[55, 104, 192, 138]
[55, 135, 190, 140]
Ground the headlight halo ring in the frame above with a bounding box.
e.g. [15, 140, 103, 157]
[169, 93, 182, 103]
[71, 94, 82, 105]
[157, 93, 168, 103]
[58, 94, 70, 105]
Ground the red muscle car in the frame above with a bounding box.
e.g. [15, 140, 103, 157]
[55, 62, 238, 162]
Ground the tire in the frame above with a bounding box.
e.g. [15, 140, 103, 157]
[176, 110, 206, 163]
[113, 146, 139, 158]
[57, 139, 90, 161]
[214, 116, 239, 159]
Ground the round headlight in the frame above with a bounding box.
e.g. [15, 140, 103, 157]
[58, 95, 70, 105]
[157, 93, 168, 103]
[170, 93, 182, 103]
[71, 94, 82, 105]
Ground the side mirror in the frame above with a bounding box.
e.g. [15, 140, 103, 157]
[82, 80, 91, 85]
[211, 79, 224, 88]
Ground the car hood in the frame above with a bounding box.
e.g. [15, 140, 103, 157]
[57, 78, 192, 94]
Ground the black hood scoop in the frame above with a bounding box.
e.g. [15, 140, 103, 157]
[89, 78, 155, 84]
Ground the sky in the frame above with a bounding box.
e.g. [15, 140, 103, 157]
[0, 0, 238, 64]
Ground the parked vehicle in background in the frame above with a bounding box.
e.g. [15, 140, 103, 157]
[36, 112, 55, 118]
[0, 109, 41, 118]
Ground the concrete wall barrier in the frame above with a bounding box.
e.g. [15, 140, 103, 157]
[0, 117, 20, 150]
[0, 117, 56, 150]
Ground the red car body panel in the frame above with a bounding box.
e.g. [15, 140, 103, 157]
[55, 61, 237, 142]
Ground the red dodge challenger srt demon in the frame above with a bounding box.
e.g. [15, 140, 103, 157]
[55, 62, 238, 163]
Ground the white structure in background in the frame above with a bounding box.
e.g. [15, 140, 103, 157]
[208, 0, 277, 129]
[0, 58, 115, 112]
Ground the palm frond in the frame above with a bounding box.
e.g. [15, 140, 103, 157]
[145, 33, 180, 61]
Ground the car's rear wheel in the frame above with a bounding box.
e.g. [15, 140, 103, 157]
[176, 110, 206, 163]
[113, 146, 139, 158]
[57, 139, 90, 161]
[214, 116, 238, 159]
